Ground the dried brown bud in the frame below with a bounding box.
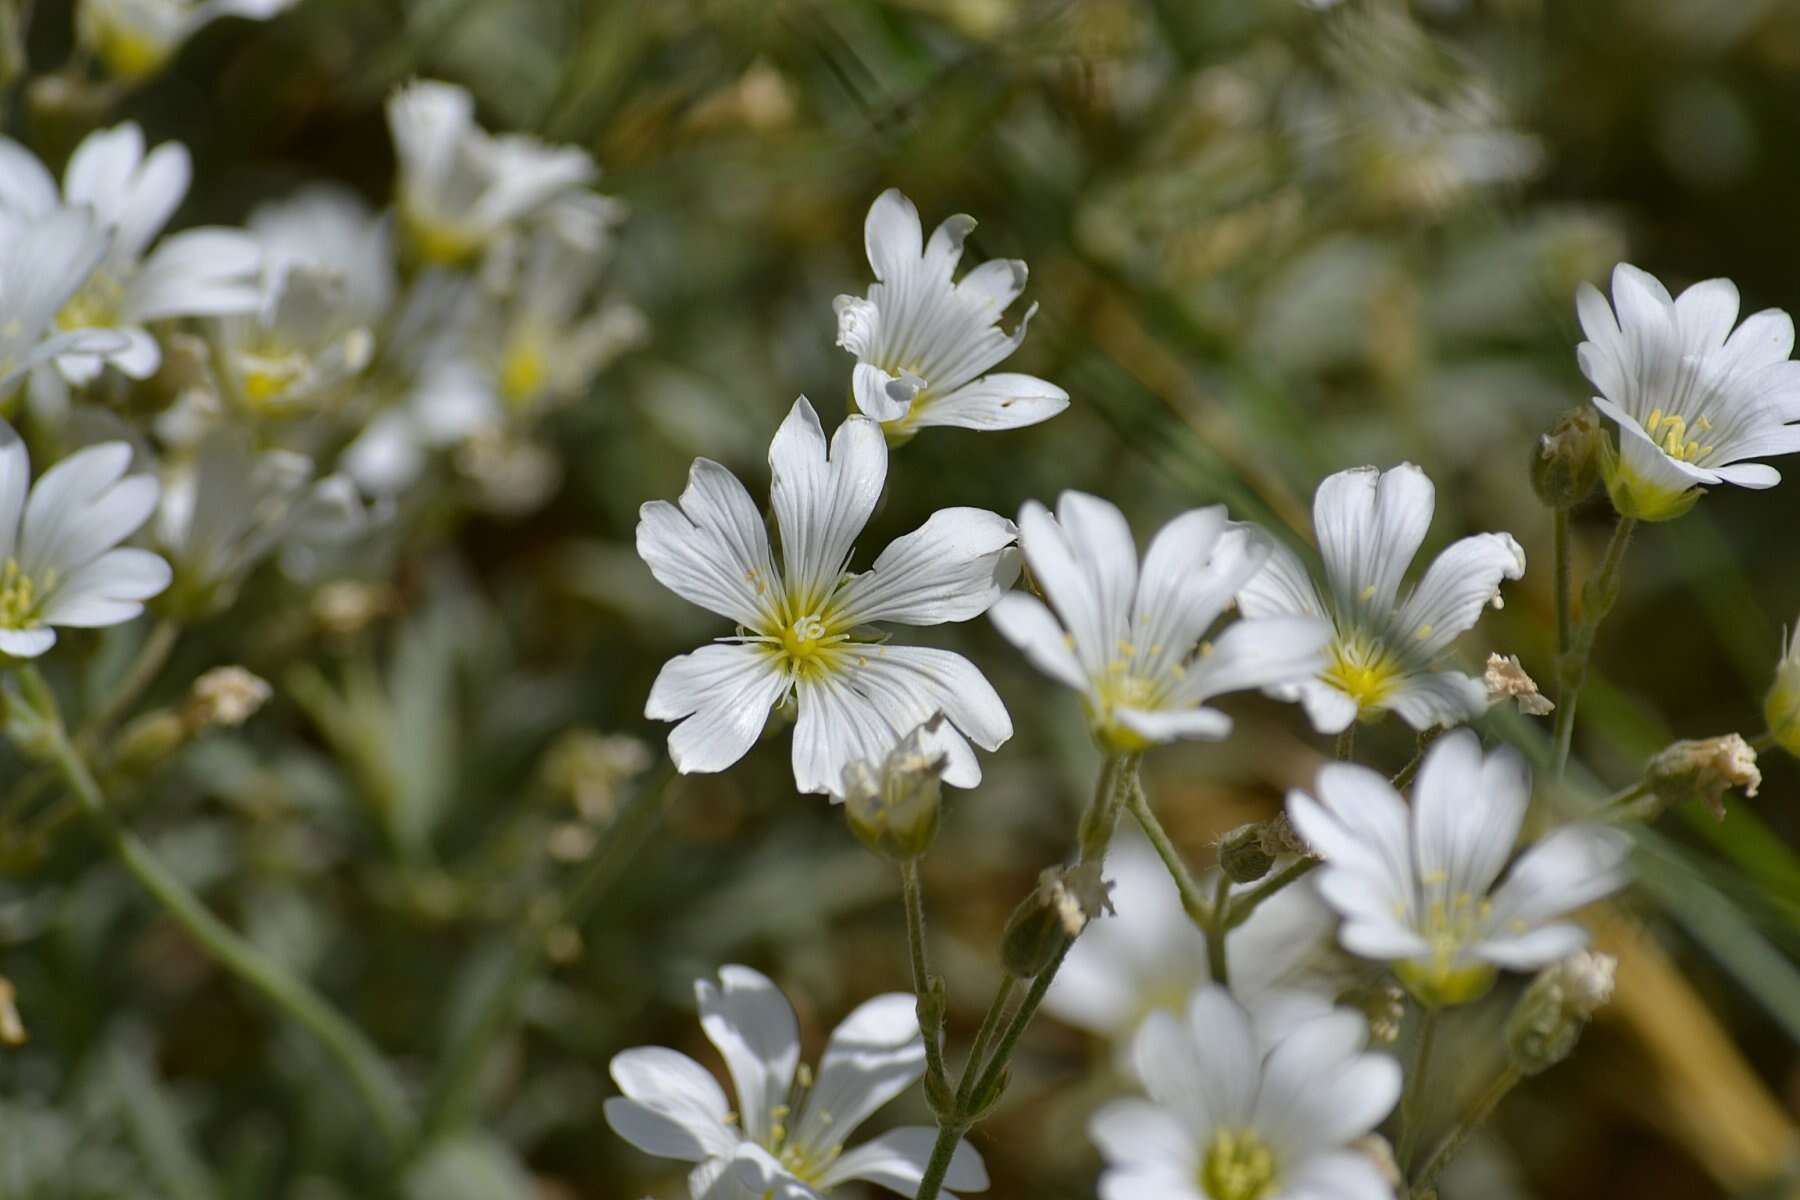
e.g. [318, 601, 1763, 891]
[1646, 733, 1760, 820]
[1484, 653, 1554, 717]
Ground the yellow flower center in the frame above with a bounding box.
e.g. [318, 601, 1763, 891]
[1200, 1128, 1279, 1200]
[92, 19, 173, 80]
[1643, 408, 1713, 463]
[1393, 883, 1500, 1007]
[234, 339, 312, 414]
[57, 273, 124, 333]
[1321, 631, 1402, 714]
[0, 558, 47, 630]
[1087, 636, 1196, 753]
[400, 205, 485, 267]
[500, 334, 549, 412]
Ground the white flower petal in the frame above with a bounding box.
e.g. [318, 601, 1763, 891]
[1182, 614, 1331, 705]
[817, 1127, 987, 1194]
[1180, 986, 1259, 1129]
[1111, 704, 1232, 744]
[1395, 531, 1525, 658]
[1314, 464, 1434, 618]
[38, 547, 171, 626]
[1089, 1099, 1196, 1171]
[696, 965, 801, 1146]
[1237, 540, 1326, 622]
[792, 992, 925, 1151]
[916, 373, 1069, 431]
[636, 458, 780, 629]
[863, 189, 924, 285]
[1487, 824, 1631, 931]
[1098, 1166, 1204, 1200]
[20, 443, 156, 577]
[606, 1046, 737, 1162]
[1472, 922, 1590, 970]
[646, 644, 789, 776]
[988, 590, 1087, 693]
[1281, 1150, 1401, 1200]
[833, 507, 1019, 626]
[0, 627, 55, 657]
[768, 398, 886, 611]
[1412, 731, 1527, 900]
[1381, 669, 1489, 730]
[1130, 1008, 1214, 1133]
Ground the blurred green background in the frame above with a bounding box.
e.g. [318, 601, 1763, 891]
[4, 0, 1800, 1197]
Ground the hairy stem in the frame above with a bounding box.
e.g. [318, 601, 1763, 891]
[1553, 515, 1637, 778]
[955, 975, 1017, 1110]
[1223, 858, 1318, 930]
[1206, 873, 1231, 985]
[1411, 1065, 1522, 1195]
[1397, 1006, 1442, 1175]
[899, 857, 951, 1098]
[1124, 778, 1209, 924]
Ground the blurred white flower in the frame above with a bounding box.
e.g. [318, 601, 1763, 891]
[835, 189, 1068, 443]
[0, 421, 169, 658]
[1090, 985, 1400, 1200]
[989, 491, 1329, 752]
[1577, 263, 1800, 521]
[76, 0, 296, 80]
[605, 965, 988, 1200]
[639, 397, 1017, 795]
[479, 194, 646, 421]
[0, 208, 126, 391]
[1045, 832, 1341, 1060]
[1238, 464, 1524, 734]
[387, 80, 596, 266]
[155, 432, 365, 613]
[1287, 729, 1631, 1007]
[0, 122, 263, 385]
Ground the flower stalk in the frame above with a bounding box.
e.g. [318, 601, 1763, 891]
[1553, 515, 1637, 777]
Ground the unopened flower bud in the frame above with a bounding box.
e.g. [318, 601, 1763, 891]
[1484, 653, 1554, 717]
[841, 717, 947, 862]
[543, 730, 652, 821]
[1530, 407, 1602, 510]
[1645, 733, 1760, 820]
[1001, 861, 1110, 978]
[113, 710, 189, 774]
[1217, 823, 1275, 884]
[186, 666, 271, 730]
[0, 976, 24, 1045]
[1764, 623, 1800, 759]
[1506, 950, 1616, 1076]
[313, 580, 393, 637]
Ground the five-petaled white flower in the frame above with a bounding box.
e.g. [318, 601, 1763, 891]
[386, 80, 596, 267]
[1237, 464, 1524, 734]
[0, 421, 171, 658]
[1090, 985, 1400, 1200]
[638, 396, 1017, 795]
[76, 0, 298, 80]
[1046, 832, 1341, 1062]
[1286, 729, 1631, 1007]
[989, 491, 1330, 753]
[0, 122, 264, 386]
[835, 189, 1068, 444]
[1576, 262, 1800, 521]
[605, 964, 988, 1200]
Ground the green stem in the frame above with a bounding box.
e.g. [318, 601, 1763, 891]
[1124, 780, 1209, 924]
[1223, 858, 1319, 931]
[41, 701, 414, 1151]
[1206, 873, 1231, 986]
[1411, 1065, 1522, 1195]
[958, 937, 1072, 1117]
[911, 1118, 970, 1200]
[418, 764, 669, 1143]
[1553, 515, 1637, 778]
[954, 976, 1016, 1110]
[1397, 1006, 1441, 1175]
[1336, 724, 1356, 761]
[899, 857, 950, 1098]
[1553, 507, 1573, 668]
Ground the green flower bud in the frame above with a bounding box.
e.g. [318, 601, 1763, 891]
[1531, 407, 1603, 510]
[1217, 823, 1275, 884]
[1765, 624, 1800, 759]
[1505, 950, 1615, 1077]
[1001, 861, 1110, 978]
[113, 710, 190, 776]
[841, 717, 947, 862]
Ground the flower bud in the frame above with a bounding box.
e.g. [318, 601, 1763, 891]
[113, 710, 189, 775]
[186, 666, 272, 730]
[841, 717, 947, 862]
[1530, 407, 1602, 510]
[1505, 950, 1615, 1077]
[0, 976, 24, 1045]
[1645, 733, 1760, 820]
[1217, 823, 1275, 884]
[1764, 623, 1800, 759]
[1001, 861, 1110, 978]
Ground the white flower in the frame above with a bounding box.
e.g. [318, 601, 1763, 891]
[479, 194, 645, 420]
[0, 421, 170, 658]
[155, 432, 365, 613]
[1237, 464, 1525, 734]
[1045, 832, 1341, 1060]
[1286, 729, 1631, 1007]
[76, 0, 297, 80]
[989, 491, 1330, 752]
[1578, 263, 1800, 520]
[0, 208, 125, 391]
[834, 189, 1068, 442]
[0, 122, 263, 385]
[1091, 985, 1400, 1200]
[638, 396, 1016, 795]
[605, 965, 988, 1200]
[387, 80, 596, 266]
